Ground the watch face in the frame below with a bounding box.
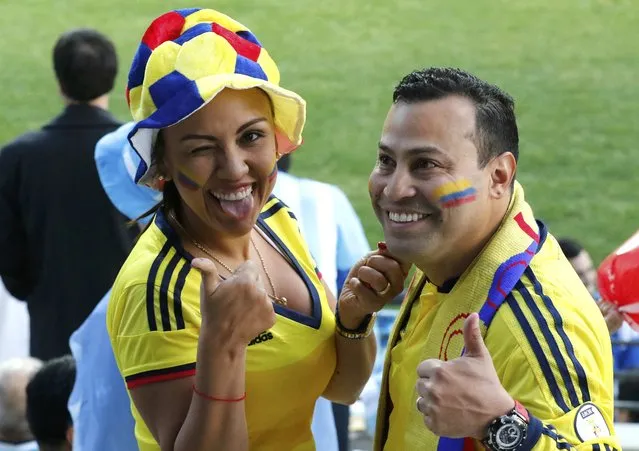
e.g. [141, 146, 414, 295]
[495, 423, 524, 449]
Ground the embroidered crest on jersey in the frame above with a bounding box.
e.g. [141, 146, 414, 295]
[574, 403, 610, 441]
[439, 313, 470, 360]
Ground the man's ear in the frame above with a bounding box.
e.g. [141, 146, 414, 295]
[487, 152, 516, 198]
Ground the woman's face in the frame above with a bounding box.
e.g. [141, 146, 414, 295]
[161, 88, 278, 238]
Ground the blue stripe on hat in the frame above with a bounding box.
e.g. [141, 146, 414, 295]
[134, 159, 147, 185]
[128, 43, 152, 89]
[237, 30, 261, 46]
[175, 8, 200, 18]
[235, 54, 268, 80]
[173, 23, 212, 46]
[136, 82, 205, 133]
[148, 71, 195, 110]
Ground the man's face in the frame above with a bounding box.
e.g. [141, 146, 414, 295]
[368, 95, 514, 266]
[569, 250, 598, 296]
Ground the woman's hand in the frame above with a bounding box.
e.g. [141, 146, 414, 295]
[191, 258, 276, 349]
[337, 242, 409, 328]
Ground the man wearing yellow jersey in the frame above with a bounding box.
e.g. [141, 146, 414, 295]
[370, 68, 620, 451]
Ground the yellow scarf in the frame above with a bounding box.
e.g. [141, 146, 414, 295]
[374, 182, 542, 451]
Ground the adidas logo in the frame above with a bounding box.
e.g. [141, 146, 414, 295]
[248, 331, 274, 347]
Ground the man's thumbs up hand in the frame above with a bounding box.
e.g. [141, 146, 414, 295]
[415, 313, 515, 439]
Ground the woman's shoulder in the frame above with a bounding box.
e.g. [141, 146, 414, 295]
[108, 223, 176, 320]
[118, 225, 171, 287]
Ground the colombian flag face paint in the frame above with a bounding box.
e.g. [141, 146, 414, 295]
[176, 167, 203, 191]
[267, 161, 278, 183]
[433, 179, 478, 208]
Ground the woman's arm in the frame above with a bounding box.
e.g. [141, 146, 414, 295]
[321, 281, 377, 405]
[130, 334, 249, 451]
[322, 249, 407, 404]
[127, 259, 275, 451]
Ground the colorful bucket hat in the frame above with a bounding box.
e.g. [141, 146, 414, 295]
[126, 8, 307, 186]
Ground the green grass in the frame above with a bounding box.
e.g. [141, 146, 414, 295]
[1, 0, 638, 263]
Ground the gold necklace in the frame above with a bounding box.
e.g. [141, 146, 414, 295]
[168, 211, 287, 306]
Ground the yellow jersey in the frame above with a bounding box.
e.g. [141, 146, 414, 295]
[376, 218, 620, 450]
[107, 196, 336, 451]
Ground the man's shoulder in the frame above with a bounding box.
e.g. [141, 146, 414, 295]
[526, 233, 596, 310]
[1, 129, 48, 157]
[488, 234, 609, 358]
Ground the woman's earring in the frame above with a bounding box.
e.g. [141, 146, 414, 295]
[156, 175, 166, 191]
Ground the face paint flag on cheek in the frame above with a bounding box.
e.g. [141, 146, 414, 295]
[433, 179, 478, 208]
[176, 168, 202, 191]
[267, 162, 278, 183]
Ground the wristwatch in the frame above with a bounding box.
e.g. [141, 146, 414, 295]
[482, 400, 529, 451]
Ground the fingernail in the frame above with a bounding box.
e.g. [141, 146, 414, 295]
[377, 241, 387, 251]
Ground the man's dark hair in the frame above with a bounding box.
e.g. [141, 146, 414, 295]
[26, 355, 76, 449]
[558, 238, 584, 260]
[392, 67, 518, 167]
[53, 28, 117, 102]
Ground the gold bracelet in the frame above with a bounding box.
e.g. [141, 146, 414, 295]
[335, 306, 377, 339]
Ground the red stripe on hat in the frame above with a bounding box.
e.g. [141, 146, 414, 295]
[142, 11, 186, 50]
[212, 23, 261, 62]
[125, 86, 131, 106]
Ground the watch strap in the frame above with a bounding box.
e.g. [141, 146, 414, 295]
[335, 304, 376, 339]
[513, 400, 529, 422]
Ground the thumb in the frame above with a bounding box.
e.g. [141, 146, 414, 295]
[191, 257, 220, 296]
[233, 260, 263, 289]
[463, 312, 488, 358]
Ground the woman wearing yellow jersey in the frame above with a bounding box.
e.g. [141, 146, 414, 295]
[106, 8, 406, 451]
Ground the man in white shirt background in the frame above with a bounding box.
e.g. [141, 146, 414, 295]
[0, 284, 29, 364]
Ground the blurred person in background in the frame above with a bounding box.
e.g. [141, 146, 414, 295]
[558, 237, 624, 332]
[0, 358, 42, 451]
[0, 283, 29, 363]
[616, 371, 639, 423]
[559, 237, 639, 371]
[0, 28, 136, 361]
[67, 123, 160, 451]
[273, 154, 371, 451]
[26, 356, 76, 451]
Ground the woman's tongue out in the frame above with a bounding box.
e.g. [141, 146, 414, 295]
[214, 186, 255, 221]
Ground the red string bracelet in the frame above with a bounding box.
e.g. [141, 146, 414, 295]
[192, 384, 246, 403]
